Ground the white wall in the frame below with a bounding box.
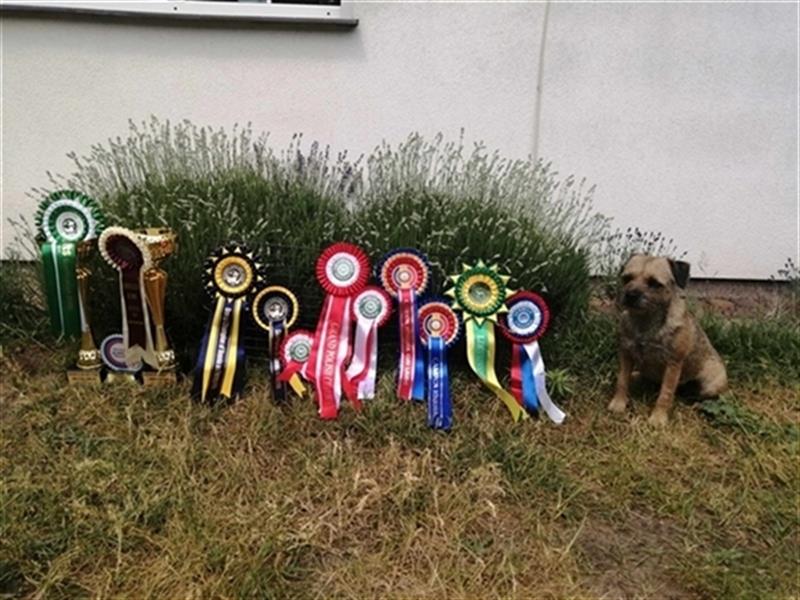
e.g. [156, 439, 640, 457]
[1, 2, 797, 279]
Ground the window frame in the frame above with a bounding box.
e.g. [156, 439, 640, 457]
[1, 0, 358, 27]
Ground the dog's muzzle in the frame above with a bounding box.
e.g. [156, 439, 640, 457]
[623, 289, 644, 308]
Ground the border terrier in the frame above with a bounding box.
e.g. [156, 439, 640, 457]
[607, 255, 728, 426]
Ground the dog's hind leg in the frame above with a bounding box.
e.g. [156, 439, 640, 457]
[697, 359, 728, 398]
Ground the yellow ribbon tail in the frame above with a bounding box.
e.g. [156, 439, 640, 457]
[201, 295, 226, 402]
[220, 297, 243, 398]
[288, 373, 306, 397]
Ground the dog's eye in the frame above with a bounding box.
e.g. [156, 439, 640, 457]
[621, 274, 633, 284]
[647, 277, 664, 289]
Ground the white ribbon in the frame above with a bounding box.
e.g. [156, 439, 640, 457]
[333, 297, 353, 411]
[525, 341, 566, 425]
[120, 270, 157, 369]
[345, 317, 379, 400]
[361, 327, 379, 399]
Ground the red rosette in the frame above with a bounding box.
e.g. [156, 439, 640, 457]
[418, 300, 461, 348]
[377, 249, 430, 297]
[280, 329, 315, 367]
[315, 242, 370, 297]
[352, 286, 393, 327]
[498, 291, 551, 344]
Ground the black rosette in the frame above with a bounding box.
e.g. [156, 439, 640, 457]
[203, 242, 266, 300]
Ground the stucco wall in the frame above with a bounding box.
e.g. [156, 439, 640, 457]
[1, 2, 796, 278]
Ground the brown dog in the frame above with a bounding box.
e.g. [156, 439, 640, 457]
[607, 255, 728, 426]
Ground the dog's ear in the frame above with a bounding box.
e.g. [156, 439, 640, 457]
[669, 259, 690, 288]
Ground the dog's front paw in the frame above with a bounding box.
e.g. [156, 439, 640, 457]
[607, 396, 628, 414]
[648, 409, 669, 427]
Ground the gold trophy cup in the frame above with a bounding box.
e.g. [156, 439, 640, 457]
[138, 228, 178, 385]
[67, 239, 103, 383]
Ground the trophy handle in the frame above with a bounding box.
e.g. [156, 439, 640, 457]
[143, 268, 176, 370]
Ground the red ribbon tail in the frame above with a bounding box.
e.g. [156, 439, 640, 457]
[396, 288, 416, 400]
[343, 361, 363, 411]
[315, 296, 350, 420]
[278, 361, 303, 383]
[510, 343, 524, 406]
[306, 296, 331, 384]
[342, 369, 359, 402]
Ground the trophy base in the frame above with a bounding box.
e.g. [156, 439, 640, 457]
[103, 370, 140, 384]
[142, 370, 178, 387]
[67, 369, 103, 385]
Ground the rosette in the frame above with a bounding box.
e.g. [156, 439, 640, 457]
[499, 291, 565, 424]
[35, 190, 105, 338]
[307, 243, 370, 419]
[100, 333, 143, 374]
[377, 248, 431, 401]
[252, 285, 301, 402]
[343, 286, 392, 402]
[98, 226, 158, 370]
[446, 260, 526, 422]
[278, 329, 314, 394]
[191, 242, 265, 403]
[418, 300, 461, 431]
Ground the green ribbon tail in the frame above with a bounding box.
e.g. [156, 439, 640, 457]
[468, 320, 489, 380]
[466, 319, 526, 422]
[41, 241, 81, 338]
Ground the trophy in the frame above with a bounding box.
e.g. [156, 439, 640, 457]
[66, 239, 104, 383]
[138, 228, 178, 385]
[98, 226, 178, 386]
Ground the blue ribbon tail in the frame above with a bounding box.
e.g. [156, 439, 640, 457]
[427, 337, 451, 431]
[411, 293, 426, 401]
[269, 321, 288, 403]
[231, 307, 248, 400]
[439, 343, 452, 431]
[520, 343, 539, 414]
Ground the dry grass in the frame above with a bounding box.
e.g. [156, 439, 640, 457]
[1, 344, 798, 599]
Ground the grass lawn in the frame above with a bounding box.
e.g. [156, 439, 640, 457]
[1, 337, 798, 599]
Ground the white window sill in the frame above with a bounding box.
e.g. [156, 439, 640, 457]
[0, 1, 358, 27]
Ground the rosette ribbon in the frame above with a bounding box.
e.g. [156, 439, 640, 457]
[343, 286, 392, 401]
[191, 243, 265, 403]
[500, 292, 566, 424]
[98, 226, 158, 369]
[306, 243, 370, 420]
[446, 260, 527, 422]
[418, 300, 461, 431]
[35, 190, 105, 338]
[252, 285, 301, 402]
[277, 329, 314, 396]
[377, 249, 430, 401]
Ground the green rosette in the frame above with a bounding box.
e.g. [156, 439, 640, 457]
[35, 190, 105, 338]
[446, 260, 526, 422]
